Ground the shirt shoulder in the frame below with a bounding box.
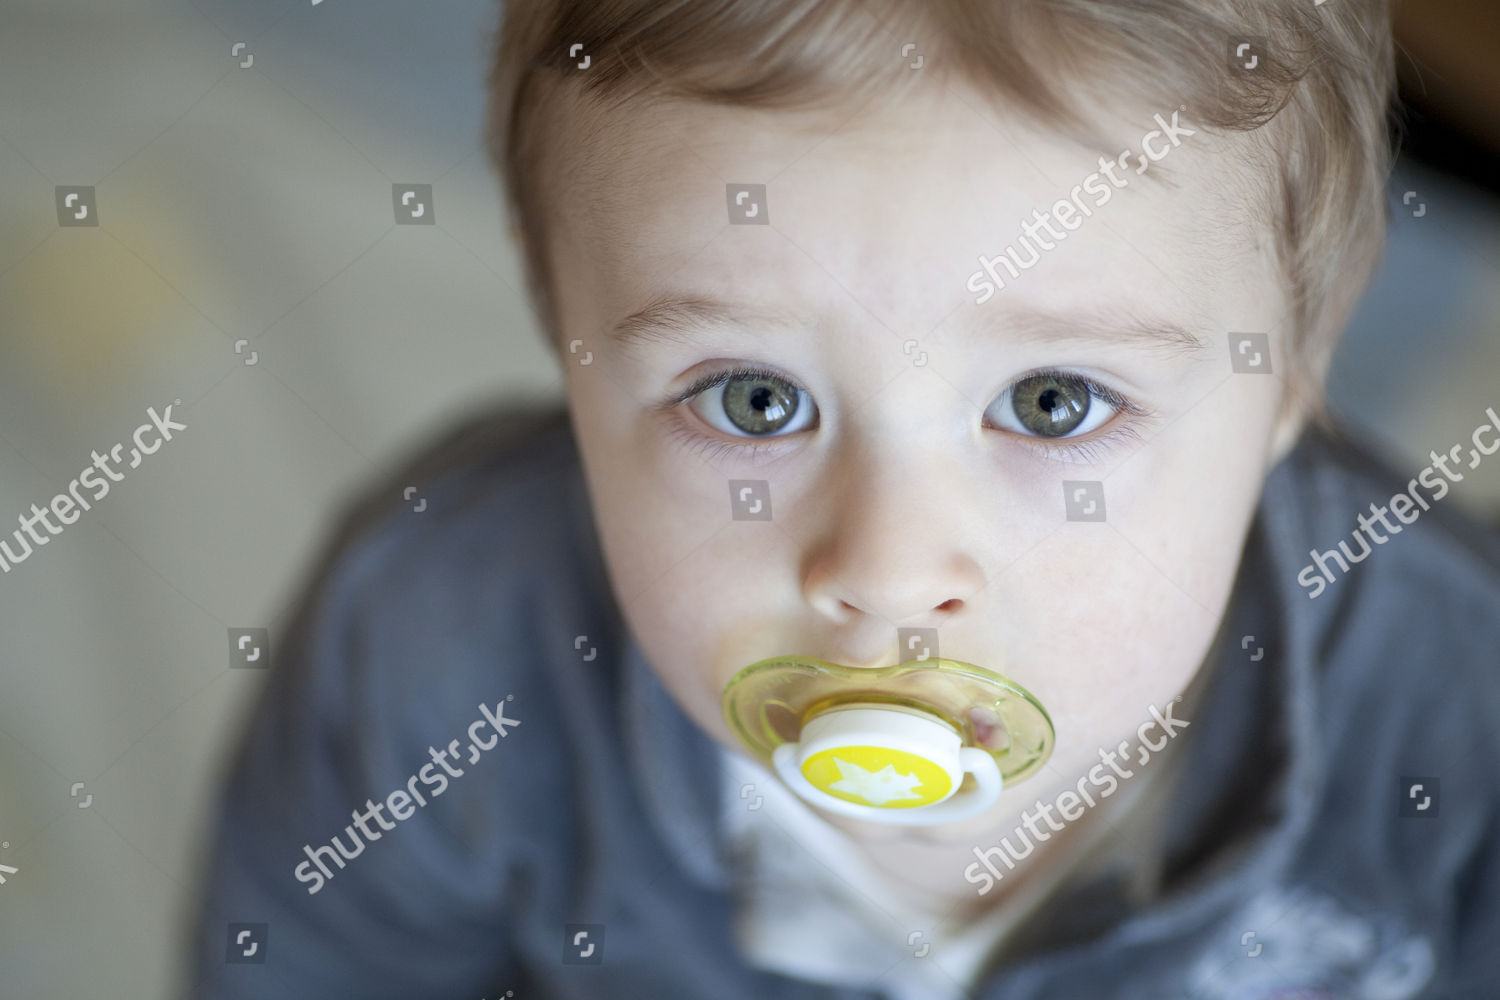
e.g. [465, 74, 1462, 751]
[1255, 421, 1500, 996]
[1265, 421, 1500, 755]
[269, 402, 619, 744]
[273, 400, 626, 807]
[192, 404, 636, 998]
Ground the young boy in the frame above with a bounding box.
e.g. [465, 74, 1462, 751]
[190, 1, 1500, 997]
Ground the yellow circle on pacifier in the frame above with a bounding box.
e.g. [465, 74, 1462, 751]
[801, 744, 953, 808]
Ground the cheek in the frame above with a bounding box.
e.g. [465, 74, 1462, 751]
[578, 454, 787, 737]
[1003, 400, 1273, 741]
[616, 545, 802, 743]
[1009, 532, 1212, 748]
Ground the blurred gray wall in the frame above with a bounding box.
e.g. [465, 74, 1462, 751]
[0, 1, 1495, 997]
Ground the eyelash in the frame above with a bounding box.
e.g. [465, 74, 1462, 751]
[997, 370, 1149, 464]
[658, 365, 796, 463]
[659, 364, 1150, 464]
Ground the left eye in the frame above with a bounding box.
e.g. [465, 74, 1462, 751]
[988, 372, 1118, 438]
[686, 369, 818, 439]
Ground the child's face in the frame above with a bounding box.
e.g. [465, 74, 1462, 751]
[548, 82, 1297, 838]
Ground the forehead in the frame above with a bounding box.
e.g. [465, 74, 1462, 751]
[548, 82, 1271, 339]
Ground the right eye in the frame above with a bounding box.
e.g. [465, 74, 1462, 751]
[684, 366, 819, 439]
[988, 371, 1123, 439]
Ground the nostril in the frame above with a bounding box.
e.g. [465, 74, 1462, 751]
[936, 599, 962, 612]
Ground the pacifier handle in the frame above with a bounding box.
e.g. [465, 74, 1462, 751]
[772, 743, 1002, 827]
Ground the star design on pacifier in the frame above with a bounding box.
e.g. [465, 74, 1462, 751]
[827, 757, 924, 806]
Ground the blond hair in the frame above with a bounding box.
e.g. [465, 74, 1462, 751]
[485, 0, 1397, 431]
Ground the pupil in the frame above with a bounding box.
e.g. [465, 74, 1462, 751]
[751, 387, 772, 412]
[1038, 388, 1060, 412]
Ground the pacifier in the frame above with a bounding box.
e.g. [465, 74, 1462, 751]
[722, 655, 1054, 826]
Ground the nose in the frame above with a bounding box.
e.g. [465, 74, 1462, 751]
[801, 448, 987, 648]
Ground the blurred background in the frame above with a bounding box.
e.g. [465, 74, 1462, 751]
[0, 0, 1496, 996]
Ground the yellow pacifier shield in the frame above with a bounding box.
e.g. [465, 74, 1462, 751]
[723, 654, 1054, 786]
[801, 745, 952, 808]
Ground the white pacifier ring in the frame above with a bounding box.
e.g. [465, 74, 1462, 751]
[771, 707, 1003, 826]
[722, 653, 1054, 826]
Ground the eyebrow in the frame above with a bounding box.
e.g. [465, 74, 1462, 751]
[604, 294, 1207, 359]
[603, 295, 808, 360]
[989, 308, 1208, 359]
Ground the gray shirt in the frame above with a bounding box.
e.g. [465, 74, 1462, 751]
[189, 404, 1500, 999]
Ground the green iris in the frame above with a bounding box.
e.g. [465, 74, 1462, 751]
[723, 375, 800, 435]
[1011, 374, 1091, 436]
